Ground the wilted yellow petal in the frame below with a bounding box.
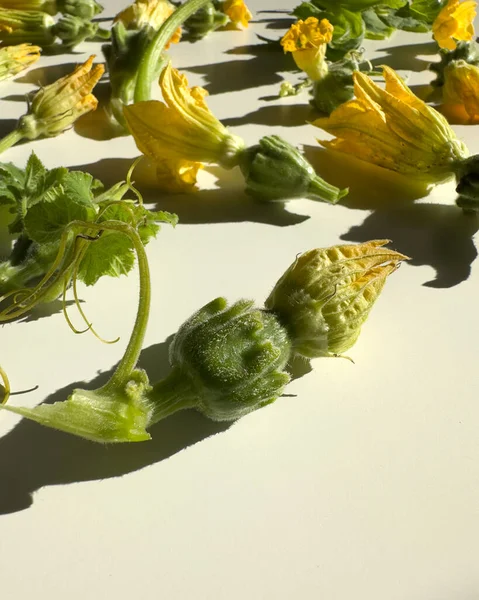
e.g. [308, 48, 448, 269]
[313, 66, 469, 183]
[432, 0, 476, 50]
[155, 158, 203, 193]
[123, 62, 244, 167]
[114, 0, 181, 48]
[222, 0, 252, 28]
[0, 43, 40, 81]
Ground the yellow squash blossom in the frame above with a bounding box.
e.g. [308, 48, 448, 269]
[0, 43, 40, 82]
[115, 0, 181, 47]
[441, 59, 479, 123]
[432, 0, 476, 50]
[313, 65, 469, 184]
[221, 0, 252, 28]
[123, 63, 245, 190]
[280, 17, 333, 81]
[155, 158, 203, 193]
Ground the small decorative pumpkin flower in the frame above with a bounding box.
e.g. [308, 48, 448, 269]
[0, 43, 40, 82]
[221, 0, 252, 28]
[313, 66, 469, 185]
[265, 240, 408, 358]
[441, 59, 479, 123]
[432, 0, 476, 51]
[280, 17, 333, 81]
[0, 8, 56, 46]
[115, 0, 181, 47]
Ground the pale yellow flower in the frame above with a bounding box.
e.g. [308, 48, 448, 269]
[155, 158, 203, 193]
[280, 17, 333, 81]
[441, 59, 479, 123]
[123, 63, 245, 190]
[432, 0, 476, 50]
[115, 0, 181, 48]
[222, 0, 252, 28]
[0, 43, 41, 82]
[19, 55, 105, 139]
[313, 66, 469, 184]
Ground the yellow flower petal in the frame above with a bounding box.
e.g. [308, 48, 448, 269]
[222, 0, 252, 28]
[155, 158, 203, 193]
[123, 63, 244, 167]
[432, 0, 476, 50]
[280, 18, 333, 80]
[313, 66, 469, 182]
[441, 60, 479, 123]
[0, 43, 40, 81]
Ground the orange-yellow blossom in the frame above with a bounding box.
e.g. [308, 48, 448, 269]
[432, 0, 476, 50]
[115, 0, 181, 48]
[313, 66, 469, 184]
[441, 59, 479, 123]
[281, 17, 333, 80]
[222, 0, 252, 28]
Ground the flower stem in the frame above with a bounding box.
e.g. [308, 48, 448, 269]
[134, 0, 212, 103]
[0, 128, 24, 155]
[147, 367, 198, 424]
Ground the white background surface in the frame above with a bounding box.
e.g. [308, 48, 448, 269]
[1, 1, 479, 598]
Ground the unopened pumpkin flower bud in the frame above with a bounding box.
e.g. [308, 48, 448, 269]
[0, 43, 41, 82]
[57, 0, 104, 19]
[430, 40, 479, 87]
[149, 298, 291, 422]
[440, 59, 479, 123]
[52, 14, 107, 48]
[0, 55, 104, 154]
[115, 0, 181, 46]
[182, 2, 228, 40]
[0, 8, 56, 46]
[239, 135, 348, 203]
[265, 240, 408, 358]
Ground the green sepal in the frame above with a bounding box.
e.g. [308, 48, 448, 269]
[312, 54, 359, 114]
[455, 154, 479, 213]
[57, 0, 104, 19]
[239, 135, 348, 203]
[0, 369, 153, 443]
[52, 14, 103, 48]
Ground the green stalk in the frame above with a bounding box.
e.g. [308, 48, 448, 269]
[0, 129, 24, 155]
[147, 367, 198, 422]
[134, 0, 212, 103]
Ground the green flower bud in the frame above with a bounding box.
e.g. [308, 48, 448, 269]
[430, 40, 479, 87]
[455, 154, 479, 212]
[0, 9, 56, 46]
[183, 2, 228, 39]
[265, 240, 408, 358]
[52, 14, 101, 48]
[150, 298, 292, 422]
[0, 0, 57, 14]
[57, 0, 104, 20]
[239, 135, 348, 203]
[312, 54, 359, 114]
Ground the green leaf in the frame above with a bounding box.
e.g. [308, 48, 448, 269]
[24, 190, 97, 245]
[410, 0, 446, 23]
[363, 8, 396, 38]
[77, 231, 136, 286]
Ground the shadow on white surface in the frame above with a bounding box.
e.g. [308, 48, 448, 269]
[222, 102, 317, 128]
[76, 158, 310, 227]
[370, 41, 438, 73]
[305, 146, 479, 288]
[0, 337, 232, 515]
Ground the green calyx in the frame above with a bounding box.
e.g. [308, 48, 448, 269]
[152, 298, 291, 422]
[454, 154, 479, 213]
[57, 0, 104, 19]
[182, 1, 229, 40]
[312, 53, 359, 114]
[239, 135, 348, 203]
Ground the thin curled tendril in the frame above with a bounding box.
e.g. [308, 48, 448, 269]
[126, 157, 145, 206]
[0, 365, 11, 405]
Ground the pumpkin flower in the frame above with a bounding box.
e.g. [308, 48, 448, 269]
[280, 17, 333, 81]
[265, 240, 408, 358]
[0, 43, 41, 82]
[0, 0, 56, 12]
[124, 62, 346, 203]
[432, 0, 476, 51]
[0, 8, 56, 46]
[114, 0, 181, 48]
[221, 0, 252, 28]
[124, 62, 245, 177]
[0, 55, 104, 154]
[155, 158, 203, 193]
[313, 66, 469, 185]
[441, 59, 479, 123]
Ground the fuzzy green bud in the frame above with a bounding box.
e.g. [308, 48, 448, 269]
[52, 14, 102, 47]
[182, 2, 228, 40]
[239, 135, 348, 203]
[265, 240, 408, 358]
[312, 54, 359, 114]
[151, 298, 292, 422]
[57, 0, 104, 19]
[455, 154, 479, 212]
